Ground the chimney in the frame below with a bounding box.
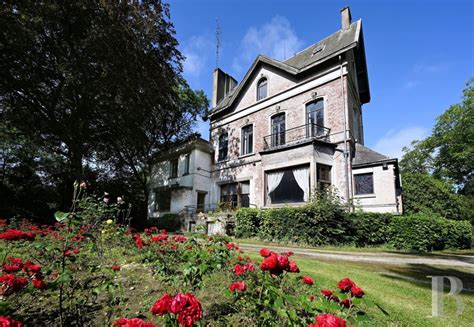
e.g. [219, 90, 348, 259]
[341, 7, 352, 30]
[212, 68, 237, 108]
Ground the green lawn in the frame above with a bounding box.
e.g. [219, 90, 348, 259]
[233, 238, 474, 255]
[245, 251, 474, 327]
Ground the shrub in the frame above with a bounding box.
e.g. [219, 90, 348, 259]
[148, 214, 181, 232]
[234, 208, 262, 238]
[388, 213, 472, 251]
[256, 189, 351, 246]
[347, 212, 392, 247]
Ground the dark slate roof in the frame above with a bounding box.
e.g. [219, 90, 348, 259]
[283, 20, 360, 70]
[353, 143, 394, 166]
[210, 20, 362, 116]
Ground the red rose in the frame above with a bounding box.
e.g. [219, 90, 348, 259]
[310, 313, 346, 327]
[113, 317, 155, 327]
[340, 298, 352, 308]
[288, 261, 299, 273]
[321, 289, 339, 302]
[6, 258, 22, 266]
[277, 255, 289, 270]
[229, 281, 246, 292]
[350, 285, 364, 298]
[244, 263, 255, 272]
[2, 265, 21, 273]
[176, 293, 202, 327]
[169, 293, 188, 314]
[260, 254, 278, 271]
[150, 293, 172, 315]
[233, 264, 246, 276]
[281, 251, 293, 256]
[302, 276, 314, 285]
[32, 277, 46, 289]
[337, 277, 355, 292]
[112, 265, 121, 271]
[259, 248, 272, 257]
[0, 315, 22, 327]
[309, 295, 315, 301]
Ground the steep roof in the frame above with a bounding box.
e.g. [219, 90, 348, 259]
[211, 20, 369, 117]
[352, 143, 395, 167]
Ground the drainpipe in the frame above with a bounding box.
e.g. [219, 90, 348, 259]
[339, 55, 351, 207]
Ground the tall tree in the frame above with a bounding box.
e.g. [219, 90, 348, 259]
[0, 1, 208, 217]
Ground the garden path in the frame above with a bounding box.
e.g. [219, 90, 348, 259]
[237, 243, 474, 268]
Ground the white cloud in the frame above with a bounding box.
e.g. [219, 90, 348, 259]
[182, 35, 213, 77]
[404, 80, 420, 89]
[414, 63, 449, 74]
[232, 16, 304, 75]
[372, 126, 429, 159]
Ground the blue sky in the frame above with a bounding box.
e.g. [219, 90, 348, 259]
[169, 0, 473, 158]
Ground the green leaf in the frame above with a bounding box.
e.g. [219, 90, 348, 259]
[54, 211, 69, 222]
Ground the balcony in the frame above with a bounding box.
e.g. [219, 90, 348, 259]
[263, 123, 331, 151]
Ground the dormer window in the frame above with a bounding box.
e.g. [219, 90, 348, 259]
[257, 78, 267, 101]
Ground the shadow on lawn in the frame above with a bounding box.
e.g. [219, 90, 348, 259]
[382, 263, 474, 294]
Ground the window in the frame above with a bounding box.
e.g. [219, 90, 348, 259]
[241, 125, 253, 155]
[169, 158, 178, 178]
[306, 99, 324, 136]
[317, 164, 332, 190]
[155, 189, 171, 211]
[354, 173, 374, 195]
[257, 78, 267, 100]
[218, 133, 228, 161]
[183, 154, 190, 175]
[267, 165, 309, 204]
[220, 181, 250, 208]
[271, 113, 285, 147]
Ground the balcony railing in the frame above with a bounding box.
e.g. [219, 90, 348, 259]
[263, 123, 331, 151]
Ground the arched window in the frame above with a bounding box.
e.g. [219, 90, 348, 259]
[257, 78, 267, 101]
[306, 99, 324, 136]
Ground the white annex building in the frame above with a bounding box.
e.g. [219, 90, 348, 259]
[148, 7, 402, 222]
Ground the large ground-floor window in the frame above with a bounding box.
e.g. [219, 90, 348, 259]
[220, 181, 250, 208]
[266, 165, 310, 205]
[154, 189, 171, 211]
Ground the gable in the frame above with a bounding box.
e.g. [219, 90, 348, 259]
[232, 64, 297, 112]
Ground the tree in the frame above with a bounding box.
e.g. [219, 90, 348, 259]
[400, 79, 474, 222]
[400, 79, 474, 192]
[0, 1, 208, 219]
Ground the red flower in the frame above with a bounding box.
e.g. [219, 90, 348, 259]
[233, 264, 246, 276]
[2, 265, 21, 273]
[302, 276, 314, 285]
[6, 258, 22, 266]
[244, 263, 255, 272]
[260, 254, 278, 271]
[176, 293, 202, 327]
[225, 242, 239, 250]
[350, 285, 364, 298]
[111, 265, 121, 271]
[0, 315, 22, 327]
[169, 293, 188, 314]
[113, 318, 155, 327]
[337, 277, 355, 292]
[309, 295, 315, 301]
[160, 229, 167, 234]
[23, 261, 41, 274]
[0, 274, 28, 295]
[32, 277, 46, 289]
[150, 293, 173, 315]
[259, 248, 272, 257]
[281, 251, 294, 257]
[321, 289, 339, 302]
[151, 235, 168, 242]
[339, 298, 352, 308]
[277, 255, 289, 270]
[0, 229, 35, 241]
[229, 281, 246, 292]
[288, 261, 300, 273]
[309, 313, 346, 327]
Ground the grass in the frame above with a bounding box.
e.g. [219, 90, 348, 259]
[233, 238, 474, 255]
[244, 250, 474, 327]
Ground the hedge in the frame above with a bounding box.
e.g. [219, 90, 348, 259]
[388, 213, 472, 251]
[234, 207, 473, 251]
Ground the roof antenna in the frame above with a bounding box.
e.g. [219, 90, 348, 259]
[215, 17, 221, 68]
